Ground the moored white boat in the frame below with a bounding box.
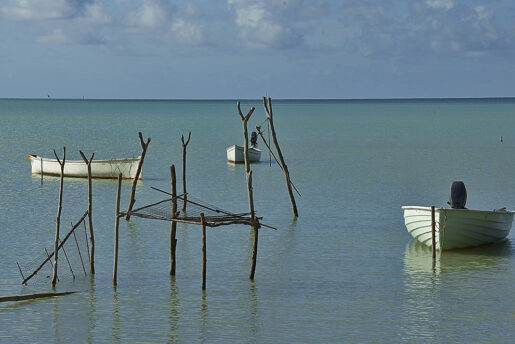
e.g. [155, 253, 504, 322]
[226, 145, 261, 163]
[402, 206, 514, 250]
[28, 154, 142, 179]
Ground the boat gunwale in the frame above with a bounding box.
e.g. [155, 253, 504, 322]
[29, 154, 141, 164]
[402, 205, 515, 216]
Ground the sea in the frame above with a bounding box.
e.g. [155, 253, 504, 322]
[1, 98, 515, 343]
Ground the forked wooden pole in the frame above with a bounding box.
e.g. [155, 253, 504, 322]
[113, 174, 122, 286]
[125, 132, 151, 220]
[80, 151, 95, 274]
[170, 165, 178, 276]
[200, 213, 206, 290]
[51, 147, 66, 288]
[181, 132, 191, 212]
[237, 102, 260, 280]
[263, 97, 298, 217]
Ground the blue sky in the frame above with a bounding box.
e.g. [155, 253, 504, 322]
[1, 0, 515, 99]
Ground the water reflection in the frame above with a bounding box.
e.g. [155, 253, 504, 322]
[200, 291, 208, 344]
[87, 276, 96, 344]
[403, 239, 513, 276]
[400, 239, 514, 341]
[168, 278, 179, 344]
[112, 288, 120, 344]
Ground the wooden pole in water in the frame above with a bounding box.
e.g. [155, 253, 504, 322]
[200, 213, 206, 290]
[113, 173, 122, 286]
[51, 147, 66, 288]
[80, 151, 95, 274]
[431, 206, 436, 259]
[170, 165, 178, 276]
[237, 102, 260, 280]
[263, 97, 298, 217]
[125, 132, 151, 221]
[181, 132, 191, 212]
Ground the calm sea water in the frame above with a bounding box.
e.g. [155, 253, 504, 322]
[1, 98, 515, 343]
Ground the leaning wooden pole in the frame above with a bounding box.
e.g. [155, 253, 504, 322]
[237, 102, 260, 280]
[113, 173, 122, 286]
[51, 147, 66, 288]
[181, 132, 191, 212]
[125, 132, 151, 221]
[200, 213, 207, 290]
[80, 151, 95, 274]
[263, 97, 298, 217]
[170, 165, 178, 276]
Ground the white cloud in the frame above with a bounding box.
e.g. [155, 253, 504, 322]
[127, 0, 173, 30]
[227, 0, 304, 48]
[0, 0, 81, 20]
[169, 18, 204, 45]
[425, 0, 454, 11]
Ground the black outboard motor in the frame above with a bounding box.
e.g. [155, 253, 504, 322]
[448, 181, 467, 209]
[250, 131, 258, 147]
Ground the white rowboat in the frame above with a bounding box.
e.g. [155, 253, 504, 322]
[226, 145, 261, 164]
[402, 206, 514, 250]
[29, 154, 142, 180]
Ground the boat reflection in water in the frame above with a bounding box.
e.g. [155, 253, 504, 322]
[399, 239, 514, 342]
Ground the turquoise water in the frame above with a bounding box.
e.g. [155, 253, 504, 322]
[1, 98, 515, 343]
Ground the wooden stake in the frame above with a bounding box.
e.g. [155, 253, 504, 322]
[431, 206, 436, 259]
[237, 102, 260, 280]
[0, 291, 76, 303]
[263, 97, 298, 217]
[170, 165, 178, 276]
[181, 132, 191, 212]
[80, 151, 95, 274]
[125, 132, 151, 220]
[113, 173, 122, 286]
[51, 147, 65, 288]
[200, 213, 206, 290]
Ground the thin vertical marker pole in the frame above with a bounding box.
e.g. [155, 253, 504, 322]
[16, 262, 26, 283]
[59, 238, 75, 279]
[73, 230, 87, 276]
[113, 173, 122, 286]
[201, 213, 206, 290]
[170, 165, 178, 276]
[431, 206, 436, 259]
[80, 151, 95, 274]
[40, 157, 43, 184]
[83, 220, 91, 266]
[52, 147, 65, 288]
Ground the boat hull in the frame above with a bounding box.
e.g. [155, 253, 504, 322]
[402, 206, 513, 250]
[29, 154, 142, 180]
[226, 145, 261, 164]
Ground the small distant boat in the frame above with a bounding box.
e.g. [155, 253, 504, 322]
[226, 145, 261, 164]
[226, 131, 262, 164]
[28, 154, 142, 180]
[402, 206, 514, 250]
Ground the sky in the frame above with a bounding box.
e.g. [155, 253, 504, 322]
[1, 0, 515, 99]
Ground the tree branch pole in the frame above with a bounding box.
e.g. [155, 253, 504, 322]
[170, 165, 178, 276]
[237, 102, 260, 280]
[125, 132, 151, 220]
[113, 174, 122, 286]
[181, 132, 191, 212]
[200, 213, 207, 290]
[51, 147, 66, 288]
[80, 151, 95, 274]
[263, 97, 298, 217]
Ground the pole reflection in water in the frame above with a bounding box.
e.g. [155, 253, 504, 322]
[87, 276, 96, 344]
[112, 288, 120, 344]
[168, 278, 180, 343]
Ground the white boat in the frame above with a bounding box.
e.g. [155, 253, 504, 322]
[226, 145, 261, 164]
[402, 206, 514, 250]
[28, 154, 142, 180]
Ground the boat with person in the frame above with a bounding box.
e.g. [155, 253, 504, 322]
[28, 154, 142, 179]
[402, 181, 514, 250]
[227, 131, 262, 163]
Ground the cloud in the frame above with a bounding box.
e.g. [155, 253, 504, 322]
[227, 0, 311, 49]
[127, 0, 173, 30]
[0, 0, 94, 20]
[168, 18, 204, 45]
